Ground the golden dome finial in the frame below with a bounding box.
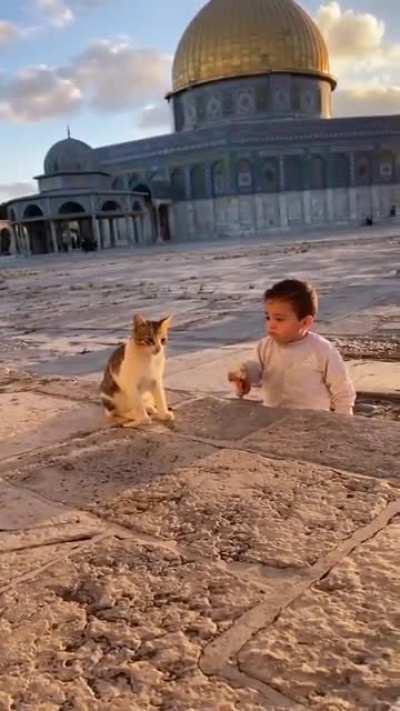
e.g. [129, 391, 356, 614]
[172, 0, 335, 94]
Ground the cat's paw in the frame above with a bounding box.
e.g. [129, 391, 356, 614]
[155, 410, 175, 423]
[123, 414, 152, 428]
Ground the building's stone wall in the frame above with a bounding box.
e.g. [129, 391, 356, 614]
[171, 183, 400, 240]
[170, 74, 332, 132]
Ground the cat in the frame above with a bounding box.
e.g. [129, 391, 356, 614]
[100, 314, 174, 428]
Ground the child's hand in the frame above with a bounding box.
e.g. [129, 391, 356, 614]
[228, 369, 251, 398]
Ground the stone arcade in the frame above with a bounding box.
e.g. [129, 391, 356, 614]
[6, 0, 400, 254]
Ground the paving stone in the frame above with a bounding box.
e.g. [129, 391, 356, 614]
[3, 430, 214, 508]
[0, 536, 268, 711]
[244, 409, 400, 484]
[239, 520, 400, 710]
[174, 396, 288, 440]
[88, 449, 397, 570]
[0, 391, 102, 461]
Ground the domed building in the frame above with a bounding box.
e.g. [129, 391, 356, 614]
[6, 0, 400, 253]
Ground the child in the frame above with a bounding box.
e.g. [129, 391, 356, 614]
[228, 279, 356, 415]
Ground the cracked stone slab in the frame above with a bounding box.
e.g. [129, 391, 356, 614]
[243, 409, 400, 484]
[174, 397, 289, 440]
[0, 479, 104, 587]
[238, 519, 400, 711]
[0, 536, 270, 710]
[0, 391, 103, 461]
[0, 479, 99, 532]
[87, 449, 397, 571]
[0, 540, 89, 591]
[3, 430, 215, 508]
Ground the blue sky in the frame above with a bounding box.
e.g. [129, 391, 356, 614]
[1, 0, 399, 201]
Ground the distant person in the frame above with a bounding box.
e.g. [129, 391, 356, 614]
[228, 279, 356, 415]
[365, 215, 373, 226]
[390, 205, 396, 218]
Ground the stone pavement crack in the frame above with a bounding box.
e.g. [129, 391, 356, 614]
[222, 663, 309, 709]
[199, 498, 400, 676]
[0, 532, 110, 595]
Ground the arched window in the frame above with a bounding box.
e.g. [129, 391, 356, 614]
[129, 173, 141, 190]
[310, 156, 326, 190]
[331, 154, 350, 188]
[58, 202, 85, 215]
[102, 200, 121, 212]
[237, 160, 252, 191]
[284, 156, 303, 192]
[23, 204, 44, 219]
[132, 183, 151, 200]
[112, 176, 125, 190]
[190, 165, 207, 199]
[212, 161, 226, 196]
[170, 168, 186, 201]
[355, 154, 372, 186]
[376, 151, 395, 183]
[264, 158, 279, 193]
[0, 228, 11, 255]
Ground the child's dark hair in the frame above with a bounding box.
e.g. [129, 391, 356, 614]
[264, 279, 318, 319]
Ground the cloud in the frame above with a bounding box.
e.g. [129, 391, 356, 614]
[316, 1, 384, 58]
[137, 102, 171, 130]
[315, 2, 400, 117]
[0, 39, 171, 124]
[0, 181, 36, 202]
[68, 41, 171, 111]
[0, 66, 82, 123]
[33, 0, 110, 28]
[334, 86, 400, 117]
[35, 0, 74, 27]
[0, 21, 21, 46]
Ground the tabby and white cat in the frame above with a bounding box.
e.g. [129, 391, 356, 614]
[100, 314, 174, 427]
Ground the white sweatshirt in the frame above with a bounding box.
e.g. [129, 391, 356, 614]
[243, 332, 356, 415]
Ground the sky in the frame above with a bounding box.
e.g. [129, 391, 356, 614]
[1, 0, 400, 202]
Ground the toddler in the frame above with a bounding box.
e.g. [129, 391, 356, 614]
[228, 279, 356, 415]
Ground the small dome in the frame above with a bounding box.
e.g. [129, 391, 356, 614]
[44, 137, 97, 175]
[172, 0, 334, 94]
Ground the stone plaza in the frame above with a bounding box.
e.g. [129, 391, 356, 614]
[0, 226, 399, 708]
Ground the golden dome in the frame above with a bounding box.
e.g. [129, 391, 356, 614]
[172, 0, 335, 93]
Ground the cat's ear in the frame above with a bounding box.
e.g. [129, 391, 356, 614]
[158, 315, 172, 333]
[133, 314, 146, 330]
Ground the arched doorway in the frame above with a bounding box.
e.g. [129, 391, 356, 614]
[159, 204, 171, 241]
[0, 228, 11, 255]
[58, 201, 95, 252]
[132, 185, 157, 242]
[22, 204, 49, 254]
[101, 200, 122, 247]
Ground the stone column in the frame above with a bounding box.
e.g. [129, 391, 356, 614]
[49, 221, 59, 253]
[92, 216, 101, 250]
[126, 216, 135, 246]
[155, 205, 163, 243]
[14, 224, 21, 254]
[114, 219, 121, 244]
[22, 225, 32, 256]
[139, 215, 145, 243]
[109, 219, 116, 247]
[9, 226, 17, 255]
